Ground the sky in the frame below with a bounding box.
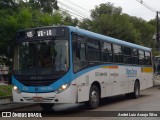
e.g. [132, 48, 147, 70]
[58, 0, 160, 21]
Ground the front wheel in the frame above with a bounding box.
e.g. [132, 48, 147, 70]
[40, 103, 54, 110]
[86, 85, 100, 109]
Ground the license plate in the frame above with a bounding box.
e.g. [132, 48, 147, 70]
[33, 97, 43, 102]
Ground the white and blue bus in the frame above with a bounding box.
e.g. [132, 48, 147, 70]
[12, 26, 153, 109]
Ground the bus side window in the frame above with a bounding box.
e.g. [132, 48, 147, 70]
[72, 34, 87, 72]
[102, 42, 113, 62]
[139, 50, 145, 65]
[132, 49, 139, 65]
[113, 44, 123, 63]
[87, 38, 101, 62]
[123, 47, 132, 64]
[145, 52, 151, 65]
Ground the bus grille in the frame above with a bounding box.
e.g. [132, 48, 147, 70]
[17, 79, 57, 86]
[14, 75, 63, 86]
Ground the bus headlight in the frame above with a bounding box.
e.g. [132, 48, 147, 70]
[13, 86, 21, 93]
[55, 84, 70, 94]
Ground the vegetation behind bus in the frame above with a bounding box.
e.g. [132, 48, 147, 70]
[0, 85, 13, 97]
[0, 1, 158, 79]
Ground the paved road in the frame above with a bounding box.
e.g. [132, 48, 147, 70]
[1, 86, 160, 120]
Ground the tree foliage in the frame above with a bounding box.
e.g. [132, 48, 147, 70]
[80, 2, 156, 55]
[29, 0, 59, 13]
[91, 3, 122, 19]
[0, 0, 78, 66]
[129, 17, 156, 47]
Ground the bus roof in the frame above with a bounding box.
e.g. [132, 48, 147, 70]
[68, 26, 151, 52]
[17, 25, 151, 52]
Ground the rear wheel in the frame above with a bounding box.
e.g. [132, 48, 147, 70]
[131, 81, 140, 98]
[40, 103, 54, 110]
[86, 85, 100, 109]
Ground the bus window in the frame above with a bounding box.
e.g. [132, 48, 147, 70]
[54, 40, 68, 72]
[132, 49, 139, 65]
[113, 44, 123, 63]
[103, 42, 113, 62]
[145, 52, 151, 65]
[87, 38, 101, 62]
[123, 47, 132, 64]
[72, 34, 87, 72]
[139, 50, 145, 65]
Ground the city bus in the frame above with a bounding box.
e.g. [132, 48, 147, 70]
[12, 26, 153, 109]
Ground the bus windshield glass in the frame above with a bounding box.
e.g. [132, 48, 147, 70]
[14, 39, 69, 75]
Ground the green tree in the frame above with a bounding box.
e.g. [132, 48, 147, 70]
[0, 0, 61, 66]
[129, 17, 156, 47]
[79, 19, 93, 30]
[29, 0, 59, 13]
[0, 0, 80, 66]
[80, 2, 156, 50]
[80, 3, 140, 44]
[91, 2, 122, 19]
[148, 19, 156, 27]
[60, 11, 79, 26]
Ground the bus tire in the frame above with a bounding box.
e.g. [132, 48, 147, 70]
[86, 85, 100, 109]
[131, 81, 140, 99]
[40, 103, 54, 110]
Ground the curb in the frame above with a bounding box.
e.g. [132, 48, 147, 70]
[0, 103, 38, 111]
[0, 96, 39, 111]
[0, 96, 12, 105]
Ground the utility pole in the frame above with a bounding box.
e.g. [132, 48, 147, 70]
[157, 11, 160, 50]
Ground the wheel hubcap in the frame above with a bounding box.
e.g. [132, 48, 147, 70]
[91, 91, 98, 104]
[135, 86, 139, 96]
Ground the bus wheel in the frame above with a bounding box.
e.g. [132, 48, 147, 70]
[86, 85, 100, 109]
[131, 81, 140, 99]
[40, 103, 54, 110]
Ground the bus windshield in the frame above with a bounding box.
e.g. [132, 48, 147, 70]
[13, 39, 69, 75]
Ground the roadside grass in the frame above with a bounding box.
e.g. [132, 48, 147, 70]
[0, 85, 13, 97]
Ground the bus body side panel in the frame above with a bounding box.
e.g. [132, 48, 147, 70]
[109, 66, 123, 96]
[76, 68, 108, 102]
[140, 67, 153, 90]
[75, 65, 153, 103]
[147, 72, 153, 88]
[126, 66, 141, 93]
[75, 65, 139, 102]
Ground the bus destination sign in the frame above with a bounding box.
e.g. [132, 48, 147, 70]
[25, 28, 66, 39]
[26, 29, 56, 38]
[17, 27, 68, 41]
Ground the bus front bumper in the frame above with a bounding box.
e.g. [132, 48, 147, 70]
[12, 85, 77, 103]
